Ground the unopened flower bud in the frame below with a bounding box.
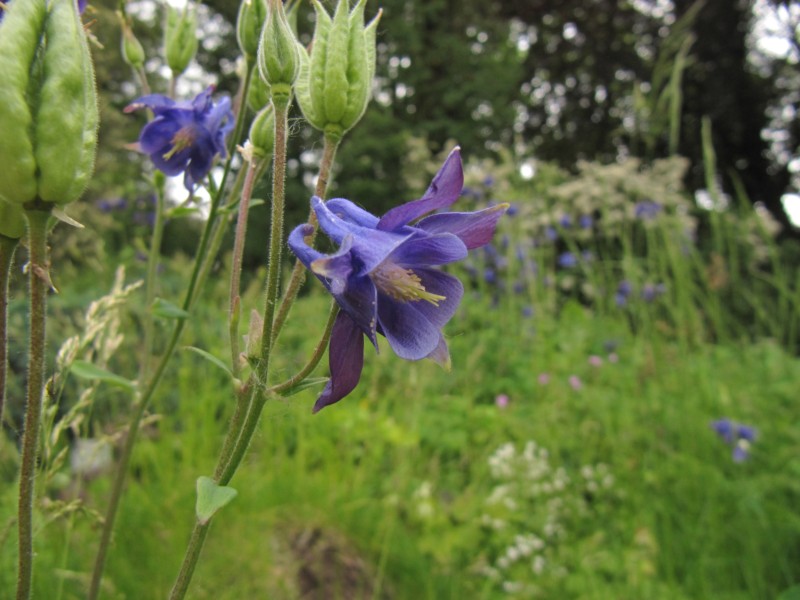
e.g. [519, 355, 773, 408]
[257, 0, 300, 101]
[237, 0, 267, 60]
[0, 202, 26, 239]
[165, 4, 198, 75]
[0, 0, 98, 207]
[247, 105, 275, 159]
[296, 0, 381, 140]
[119, 14, 146, 70]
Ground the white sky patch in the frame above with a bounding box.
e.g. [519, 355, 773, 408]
[782, 193, 800, 227]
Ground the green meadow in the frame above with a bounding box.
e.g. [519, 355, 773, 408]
[2, 149, 799, 599]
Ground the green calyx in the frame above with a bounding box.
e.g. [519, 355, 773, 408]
[0, 0, 98, 208]
[296, 0, 381, 136]
[165, 4, 198, 75]
[257, 0, 300, 89]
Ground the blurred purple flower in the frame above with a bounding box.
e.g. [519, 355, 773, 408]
[568, 375, 582, 390]
[289, 148, 507, 412]
[607, 352, 619, 363]
[538, 373, 550, 385]
[641, 282, 666, 302]
[559, 215, 572, 228]
[495, 394, 509, 408]
[579, 214, 593, 229]
[522, 305, 534, 318]
[635, 200, 662, 220]
[506, 203, 519, 217]
[558, 252, 577, 268]
[711, 418, 757, 462]
[588, 355, 603, 367]
[545, 226, 558, 242]
[125, 87, 234, 191]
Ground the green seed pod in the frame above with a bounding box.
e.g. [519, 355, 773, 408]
[0, 0, 98, 207]
[296, 0, 380, 140]
[36, 0, 99, 205]
[248, 105, 276, 160]
[257, 0, 300, 98]
[120, 15, 146, 70]
[237, 0, 267, 60]
[165, 4, 198, 75]
[0, 0, 48, 206]
[0, 202, 26, 240]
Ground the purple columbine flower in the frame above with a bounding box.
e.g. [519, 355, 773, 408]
[289, 148, 507, 412]
[711, 418, 757, 462]
[124, 87, 234, 191]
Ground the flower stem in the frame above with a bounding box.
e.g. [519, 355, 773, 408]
[16, 206, 51, 600]
[87, 70, 255, 600]
[228, 159, 264, 375]
[169, 97, 291, 600]
[268, 301, 337, 395]
[271, 134, 339, 342]
[140, 185, 166, 382]
[0, 234, 19, 427]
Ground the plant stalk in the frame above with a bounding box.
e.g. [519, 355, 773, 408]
[169, 96, 291, 600]
[271, 134, 339, 341]
[16, 207, 51, 600]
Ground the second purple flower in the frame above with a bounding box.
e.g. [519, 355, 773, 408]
[289, 148, 507, 412]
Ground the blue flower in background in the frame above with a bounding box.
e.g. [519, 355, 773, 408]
[125, 87, 234, 191]
[545, 226, 558, 242]
[289, 148, 508, 412]
[559, 215, 572, 228]
[557, 252, 577, 268]
[579, 214, 594, 229]
[711, 418, 757, 462]
[635, 200, 663, 220]
[641, 282, 666, 302]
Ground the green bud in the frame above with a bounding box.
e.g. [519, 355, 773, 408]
[119, 13, 146, 70]
[165, 4, 198, 75]
[248, 105, 276, 160]
[0, 202, 26, 240]
[296, 0, 381, 139]
[0, 0, 98, 207]
[247, 73, 272, 112]
[257, 0, 300, 98]
[237, 0, 268, 60]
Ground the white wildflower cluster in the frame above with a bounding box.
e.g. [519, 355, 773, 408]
[411, 480, 436, 520]
[478, 440, 616, 596]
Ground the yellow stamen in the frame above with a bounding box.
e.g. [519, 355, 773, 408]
[372, 262, 446, 305]
[162, 127, 196, 160]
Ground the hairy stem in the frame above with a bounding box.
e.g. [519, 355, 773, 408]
[169, 97, 291, 600]
[271, 134, 339, 342]
[140, 185, 166, 382]
[87, 69, 255, 600]
[0, 234, 19, 427]
[228, 159, 264, 375]
[16, 207, 51, 600]
[269, 301, 337, 396]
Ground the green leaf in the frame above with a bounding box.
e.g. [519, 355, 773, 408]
[151, 298, 190, 319]
[70, 360, 136, 390]
[185, 346, 233, 378]
[279, 377, 329, 397]
[196, 476, 237, 525]
[168, 206, 199, 219]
